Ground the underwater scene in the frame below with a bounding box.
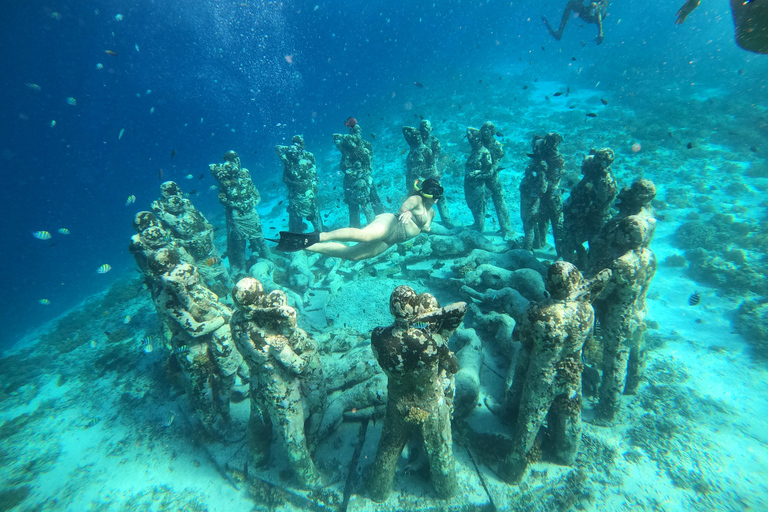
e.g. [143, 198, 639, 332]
[1, 0, 767, 511]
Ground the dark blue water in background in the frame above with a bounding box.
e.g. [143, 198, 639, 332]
[0, 0, 764, 346]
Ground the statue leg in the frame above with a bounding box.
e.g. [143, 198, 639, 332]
[499, 352, 557, 483]
[421, 402, 457, 499]
[436, 198, 454, 228]
[226, 213, 247, 273]
[547, 358, 584, 465]
[624, 322, 647, 395]
[247, 385, 272, 468]
[489, 174, 513, 238]
[597, 315, 631, 421]
[367, 401, 415, 502]
[464, 179, 486, 232]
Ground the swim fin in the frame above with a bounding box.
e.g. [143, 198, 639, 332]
[267, 231, 321, 252]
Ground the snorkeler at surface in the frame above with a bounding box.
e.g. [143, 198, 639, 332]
[542, 0, 608, 44]
[269, 178, 443, 261]
[676, 0, 768, 54]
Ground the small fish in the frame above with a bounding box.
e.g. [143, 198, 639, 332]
[553, 91, 563, 97]
[185, 174, 194, 179]
[97, 264, 112, 274]
[26, 83, 41, 92]
[162, 411, 175, 428]
[205, 256, 221, 266]
[51, 11, 62, 20]
[89, 340, 98, 349]
[66, 97, 77, 106]
[58, 228, 70, 235]
[566, 87, 570, 96]
[522, 85, 528, 90]
[159, 168, 164, 180]
[170, 149, 176, 160]
[118, 128, 125, 139]
[84, 417, 101, 429]
[545, 95, 550, 101]
[96, 63, 104, 70]
[39, 299, 50, 305]
[688, 291, 701, 306]
[33, 231, 52, 240]
[414, 81, 424, 88]
[141, 336, 154, 353]
[412, 321, 430, 331]
[115, 13, 124, 21]
[601, 98, 609, 105]
[50, 120, 56, 128]
[105, 50, 118, 57]
[126, 194, 136, 205]
[123, 315, 132, 324]
[174, 345, 189, 355]
[370, 133, 376, 139]
[134, 44, 140, 52]
[198, 174, 204, 179]
[189, 189, 196, 195]
[586, 112, 598, 118]
[209, 185, 217, 191]
[686, 142, 694, 149]
[749, 146, 758, 153]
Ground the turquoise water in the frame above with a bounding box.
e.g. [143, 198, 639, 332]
[1, 1, 767, 511]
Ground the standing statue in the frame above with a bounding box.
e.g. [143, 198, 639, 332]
[333, 123, 385, 228]
[230, 278, 326, 488]
[594, 214, 657, 422]
[367, 286, 467, 502]
[276, 135, 323, 233]
[520, 132, 565, 253]
[464, 122, 513, 238]
[150, 182, 230, 296]
[402, 120, 453, 227]
[149, 248, 245, 437]
[561, 148, 618, 269]
[499, 262, 610, 484]
[209, 151, 271, 275]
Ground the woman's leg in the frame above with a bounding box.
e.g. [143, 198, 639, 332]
[307, 240, 390, 261]
[319, 214, 394, 243]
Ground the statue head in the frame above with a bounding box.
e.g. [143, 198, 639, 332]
[546, 261, 584, 300]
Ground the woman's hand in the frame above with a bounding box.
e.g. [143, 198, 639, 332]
[398, 211, 413, 224]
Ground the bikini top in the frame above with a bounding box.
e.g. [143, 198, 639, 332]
[411, 209, 430, 228]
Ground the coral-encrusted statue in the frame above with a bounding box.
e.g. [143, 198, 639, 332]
[333, 124, 385, 228]
[464, 122, 513, 238]
[561, 148, 618, 268]
[230, 278, 326, 488]
[276, 135, 323, 233]
[367, 286, 467, 502]
[520, 132, 565, 252]
[149, 248, 244, 437]
[209, 151, 271, 274]
[402, 120, 453, 227]
[499, 262, 610, 483]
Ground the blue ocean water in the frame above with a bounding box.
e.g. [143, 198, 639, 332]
[1, 0, 767, 510]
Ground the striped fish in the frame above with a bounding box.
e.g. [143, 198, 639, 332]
[84, 417, 101, 429]
[174, 345, 189, 355]
[58, 228, 70, 235]
[33, 231, 52, 240]
[688, 291, 701, 306]
[96, 264, 112, 274]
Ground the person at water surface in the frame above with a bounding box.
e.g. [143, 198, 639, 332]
[269, 178, 443, 261]
[542, 0, 608, 44]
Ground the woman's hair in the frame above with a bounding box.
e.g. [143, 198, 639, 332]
[414, 178, 444, 199]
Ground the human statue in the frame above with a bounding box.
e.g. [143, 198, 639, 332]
[593, 215, 657, 422]
[230, 278, 326, 488]
[464, 122, 513, 239]
[519, 132, 565, 253]
[150, 181, 230, 295]
[276, 135, 323, 233]
[149, 248, 246, 438]
[333, 123, 385, 228]
[402, 119, 453, 227]
[209, 150, 271, 275]
[499, 262, 610, 484]
[366, 285, 467, 502]
[561, 148, 618, 269]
